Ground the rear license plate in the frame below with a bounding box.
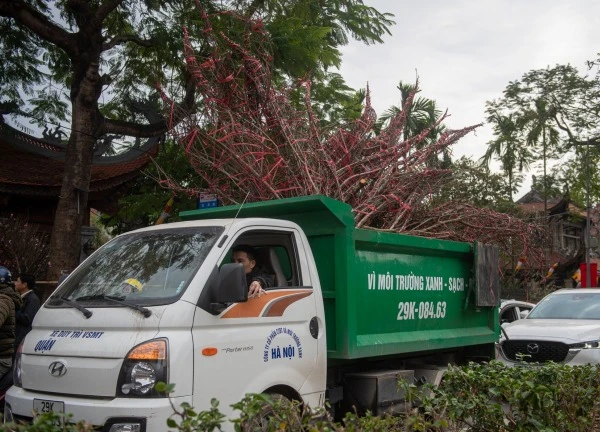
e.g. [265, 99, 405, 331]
[33, 399, 65, 427]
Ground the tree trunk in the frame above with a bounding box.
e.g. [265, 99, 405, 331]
[47, 62, 102, 280]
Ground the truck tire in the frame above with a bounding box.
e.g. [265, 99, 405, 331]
[243, 393, 299, 432]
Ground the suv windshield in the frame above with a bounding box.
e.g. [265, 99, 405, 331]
[528, 292, 600, 320]
[48, 226, 223, 307]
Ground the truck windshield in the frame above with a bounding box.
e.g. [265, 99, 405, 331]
[48, 226, 223, 307]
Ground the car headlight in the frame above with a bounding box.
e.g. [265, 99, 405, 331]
[117, 338, 168, 397]
[570, 340, 600, 349]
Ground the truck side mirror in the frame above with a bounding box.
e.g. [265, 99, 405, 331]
[216, 263, 248, 304]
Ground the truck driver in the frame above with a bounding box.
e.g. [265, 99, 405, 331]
[231, 244, 273, 298]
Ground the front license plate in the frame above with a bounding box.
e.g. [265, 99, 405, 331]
[33, 399, 65, 427]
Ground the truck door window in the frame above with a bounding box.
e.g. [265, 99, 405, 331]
[228, 230, 302, 288]
[272, 246, 293, 283]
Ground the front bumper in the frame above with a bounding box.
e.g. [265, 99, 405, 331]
[5, 386, 191, 431]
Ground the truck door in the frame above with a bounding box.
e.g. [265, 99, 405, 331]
[191, 227, 319, 414]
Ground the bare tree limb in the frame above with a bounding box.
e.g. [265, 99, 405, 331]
[550, 113, 600, 147]
[0, 0, 77, 55]
[551, 113, 577, 143]
[102, 76, 196, 137]
[102, 117, 172, 138]
[103, 34, 153, 51]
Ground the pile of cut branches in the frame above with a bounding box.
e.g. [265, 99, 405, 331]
[158, 8, 544, 267]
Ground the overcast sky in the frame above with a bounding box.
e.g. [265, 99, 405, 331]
[339, 0, 600, 197]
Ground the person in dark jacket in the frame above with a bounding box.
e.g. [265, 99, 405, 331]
[0, 267, 22, 378]
[13, 273, 41, 350]
[232, 245, 274, 297]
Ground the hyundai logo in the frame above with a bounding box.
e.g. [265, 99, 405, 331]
[48, 361, 67, 377]
[526, 343, 540, 354]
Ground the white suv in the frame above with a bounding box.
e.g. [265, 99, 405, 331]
[497, 289, 600, 366]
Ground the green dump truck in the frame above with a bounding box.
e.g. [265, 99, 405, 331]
[7, 195, 499, 430]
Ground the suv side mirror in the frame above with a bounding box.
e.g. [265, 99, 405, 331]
[210, 263, 247, 311]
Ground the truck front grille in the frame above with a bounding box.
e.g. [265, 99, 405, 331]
[502, 340, 570, 363]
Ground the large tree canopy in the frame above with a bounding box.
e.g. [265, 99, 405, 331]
[0, 0, 393, 277]
[439, 157, 517, 211]
[484, 62, 600, 208]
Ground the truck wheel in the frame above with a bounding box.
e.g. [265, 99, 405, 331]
[243, 393, 299, 432]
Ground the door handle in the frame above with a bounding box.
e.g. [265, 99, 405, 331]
[309, 316, 318, 339]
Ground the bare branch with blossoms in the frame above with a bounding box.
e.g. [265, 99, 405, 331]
[156, 7, 545, 267]
[0, 215, 50, 277]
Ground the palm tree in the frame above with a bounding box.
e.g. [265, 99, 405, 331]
[520, 98, 561, 215]
[377, 81, 448, 166]
[517, 98, 562, 269]
[482, 112, 532, 201]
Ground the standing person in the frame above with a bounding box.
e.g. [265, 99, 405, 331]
[57, 269, 70, 287]
[14, 273, 41, 350]
[0, 267, 22, 378]
[232, 245, 273, 297]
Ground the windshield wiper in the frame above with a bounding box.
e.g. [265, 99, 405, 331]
[55, 296, 93, 319]
[75, 294, 152, 318]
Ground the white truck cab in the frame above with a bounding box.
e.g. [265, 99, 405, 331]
[6, 218, 326, 431]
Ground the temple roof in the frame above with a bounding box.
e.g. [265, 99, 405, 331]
[0, 121, 159, 197]
[516, 188, 586, 218]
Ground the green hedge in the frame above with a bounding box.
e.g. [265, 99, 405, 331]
[5, 361, 600, 431]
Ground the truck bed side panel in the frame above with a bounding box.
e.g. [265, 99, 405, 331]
[180, 195, 498, 360]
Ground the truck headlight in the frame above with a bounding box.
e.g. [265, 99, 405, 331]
[570, 340, 600, 349]
[117, 339, 168, 397]
[13, 342, 23, 388]
[128, 362, 157, 395]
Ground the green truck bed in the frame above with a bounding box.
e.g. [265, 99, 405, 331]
[181, 195, 499, 360]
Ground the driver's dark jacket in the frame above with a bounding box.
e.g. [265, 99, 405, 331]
[246, 267, 274, 289]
